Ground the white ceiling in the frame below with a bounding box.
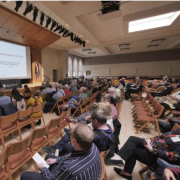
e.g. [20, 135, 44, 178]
[1, 1, 180, 57]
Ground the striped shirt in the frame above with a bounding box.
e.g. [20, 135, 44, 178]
[41, 144, 102, 180]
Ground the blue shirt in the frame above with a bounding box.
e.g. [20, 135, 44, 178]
[52, 89, 65, 101]
[0, 96, 11, 106]
[41, 87, 53, 95]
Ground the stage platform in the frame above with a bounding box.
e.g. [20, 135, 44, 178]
[5, 82, 43, 97]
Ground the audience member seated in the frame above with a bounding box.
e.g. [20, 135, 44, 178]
[49, 83, 56, 91]
[41, 85, 53, 94]
[108, 87, 120, 106]
[63, 84, 70, 95]
[21, 123, 102, 180]
[43, 85, 65, 113]
[26, 89, 43, 125]
[65, 87, 88, 110]
[86, 85, 92, 97]
[43, 104, 114, 155]
[69, 81, 78, 93]
[104, 94, 117, 119]
[155, 89, 180, 104]
[125, 79, 143, 100]
[116, 80, 124, 96]
[151, 85, 173, 97]
[0, 88, 11, 106]
[113, 128, 180, 180]
[158, 117, 180, 133]
[0, 88, 17, 116]
[24, 84, 31, 93]
[156, 168, 180, 180]
[11, 87, 26, 110]
[92, 82, 99, 94]
[66, 103, 97, 124]
[157, 76, 169, 88]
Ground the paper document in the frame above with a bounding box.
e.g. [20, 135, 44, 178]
[32, 153, 49, 168]
[171, 137, 180, 143]
[142, 132, 148, 145]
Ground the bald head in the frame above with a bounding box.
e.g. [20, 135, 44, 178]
[71, 123, 94, 150]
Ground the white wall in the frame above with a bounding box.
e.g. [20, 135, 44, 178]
[41, 47, 64, 81]
[83, 60, 180, 77]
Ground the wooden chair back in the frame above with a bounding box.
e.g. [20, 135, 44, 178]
[40, 94, 47, 102]
[0, 147, 9, 180]
[48, 117, 61, 129]
[0, 147, 7, 168]
[57, 96, 65, 103]
[32, 125, 49, 141]
[0, 112, 18, 125]
[32, 103, 44, 113]
[63, 95, 69, 102]
[18, 107, 32, 118]
[24, 92, 32, 98]
[7, 132, 33, 157]
[155, 104, 165, 117]
[64, 108, 72, 119]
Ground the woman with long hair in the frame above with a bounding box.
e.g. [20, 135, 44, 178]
[11, 87, 26, 110]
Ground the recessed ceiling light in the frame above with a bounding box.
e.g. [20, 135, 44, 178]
[119, 43, 130, 48]
[120, 48, 130, 51]
[129, 11, 180, 33]
[121, 34, 124, 35]
[151, 38, 165, 44]
[88, 52, 96, 54]
[147, 44, 159, 48]
[82, 49, 91, 52]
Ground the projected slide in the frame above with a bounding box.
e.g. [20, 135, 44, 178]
[0, 41, 30, 79]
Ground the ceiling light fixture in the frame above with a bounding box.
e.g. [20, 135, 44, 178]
[129, 11, 180, 33]
[119, 43, 130, 48]
[147, 44, 159, 48]
[88, 52, 96, 54]
[120, 48, 130, 51]
[151, 38, 165, 44]
[82, 49, 91, 52]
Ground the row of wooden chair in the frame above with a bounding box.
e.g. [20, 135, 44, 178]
[71, 91, 99, 118]
[132, 93, 164, 135]
[0, 110, 71, 180]
[0, 104, 45, 149]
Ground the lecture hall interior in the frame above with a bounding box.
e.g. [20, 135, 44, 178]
[0, 1, 180, 180]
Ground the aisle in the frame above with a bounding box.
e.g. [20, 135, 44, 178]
[105, 100, 158, 180]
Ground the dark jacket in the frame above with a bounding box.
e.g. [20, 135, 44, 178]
[0, 103, 18, 116]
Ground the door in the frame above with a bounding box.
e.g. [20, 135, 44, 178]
[53, 70, 58, 82]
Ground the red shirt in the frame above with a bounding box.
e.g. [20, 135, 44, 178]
[64, 89, 70, 95]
